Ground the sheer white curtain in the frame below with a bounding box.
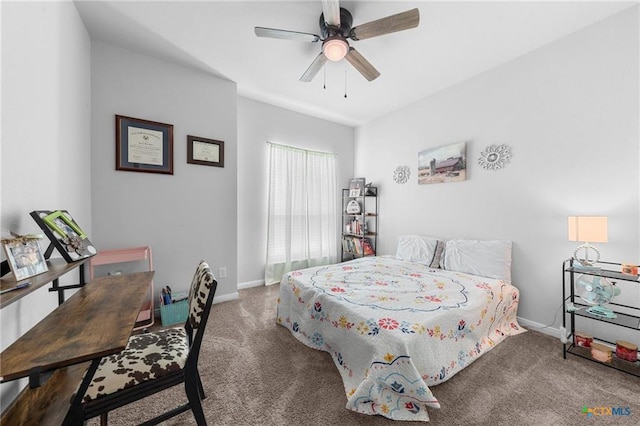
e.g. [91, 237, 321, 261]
[265, 143, 338, 285]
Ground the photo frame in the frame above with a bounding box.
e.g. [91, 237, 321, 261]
[187, 135, 224, 168]
[1, 237, 48, 281]
[418, 141, 467, 185]
[349, 178, 366, 197]
[43, 210, 87, 240]
[30, 210, 97, 263]
[116, 115, 174, 174]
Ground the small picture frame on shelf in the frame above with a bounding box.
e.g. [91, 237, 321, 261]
[349, 178, 365, 197]
[365, 183, 377, 196]
[1, 237, 48, 281]
[30, 210, 97, 263]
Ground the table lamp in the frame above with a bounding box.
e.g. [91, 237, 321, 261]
[567, 216, 608, 266]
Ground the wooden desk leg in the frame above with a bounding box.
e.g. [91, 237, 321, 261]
[63, 358, 101, 425]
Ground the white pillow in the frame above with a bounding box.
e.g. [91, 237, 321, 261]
[442, 239, 512, 281]
[396, 235, 443, 268]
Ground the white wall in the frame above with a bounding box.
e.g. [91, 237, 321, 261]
[90, 41, 238, 301]
[354, 7, 639, 337]
[0, 0, 91, 409]
[237, 97, 355, 287]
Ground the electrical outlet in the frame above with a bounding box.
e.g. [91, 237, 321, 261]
[219, 267, 227, 279]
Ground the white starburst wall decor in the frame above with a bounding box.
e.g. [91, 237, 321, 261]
[393, 165, 410, 184]
[478, 144, 511, 171]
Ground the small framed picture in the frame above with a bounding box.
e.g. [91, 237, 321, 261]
[187, 135, 224, 167]
[1, 238, 48, 281]
[116, 115, 174, 174]
[43, 210, 87, 239]
[31, 210, 97, 263]
[349, 178, 366, 197]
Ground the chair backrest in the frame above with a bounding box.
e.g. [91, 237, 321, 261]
[187, 260, 217, 330]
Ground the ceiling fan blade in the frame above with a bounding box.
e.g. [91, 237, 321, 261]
[321, 0, 341, 27]
[255, 27, 320, 43]
[345, 48, 380, 81]
[350, 8, 420, 41]
[300, 53, 328, 82]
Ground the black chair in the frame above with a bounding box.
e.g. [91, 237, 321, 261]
[70, 260, 217, 425]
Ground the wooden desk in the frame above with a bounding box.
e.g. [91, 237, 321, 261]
[89, 246, 154, 329]
[0, 271, 154, 424]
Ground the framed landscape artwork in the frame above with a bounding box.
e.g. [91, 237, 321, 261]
[418, 142, 467, 185]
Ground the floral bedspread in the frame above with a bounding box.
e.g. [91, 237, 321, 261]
[276, 256, 524, 422]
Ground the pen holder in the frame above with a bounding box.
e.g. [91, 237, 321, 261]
[160, 291, 188, 326]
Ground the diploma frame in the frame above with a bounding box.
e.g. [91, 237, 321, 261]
[116, 115, 174, 174]
[187, 135, 224, 168]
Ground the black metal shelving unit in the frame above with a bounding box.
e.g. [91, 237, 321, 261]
[562, 258, 640, 376]
[341, 187, 378, 261]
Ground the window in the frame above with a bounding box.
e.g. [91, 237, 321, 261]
[265, 143, 337, 285]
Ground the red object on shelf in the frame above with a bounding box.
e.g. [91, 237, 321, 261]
[616, 341, 638, 362]
[575, 332, 593, 348]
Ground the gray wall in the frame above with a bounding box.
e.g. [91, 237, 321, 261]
[354, 7, 639, 343]
[0, 0, 92, 408]
[90, 41, 238, 301]
[237, 97, 355, 287]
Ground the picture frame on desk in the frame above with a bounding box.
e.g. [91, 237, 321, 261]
[31, 210, 97, 263]
[43, 210, 87, 239]
[1, 237, 48, 281]
[116, 115, 174, 175]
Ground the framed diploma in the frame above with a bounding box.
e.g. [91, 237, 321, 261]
[116, 115, 174, 174]
[187, 135, 224, 168]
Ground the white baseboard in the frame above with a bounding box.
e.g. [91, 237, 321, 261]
[238, 279, 265, 289]
[214, 292, 239, 304]
[517, 316, 562, 339]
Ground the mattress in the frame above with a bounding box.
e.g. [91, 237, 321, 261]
[276, 255, 524, 421]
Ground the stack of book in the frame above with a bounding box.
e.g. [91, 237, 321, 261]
[342, 236, 375, 256]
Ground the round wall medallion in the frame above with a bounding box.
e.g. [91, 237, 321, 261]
[478, 144, 511, 171]
[393, 165, 410, 184]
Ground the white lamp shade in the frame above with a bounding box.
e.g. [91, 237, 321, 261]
[568, 216, 608, 243]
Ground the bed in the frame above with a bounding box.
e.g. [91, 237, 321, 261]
[276, 236, 524, 422]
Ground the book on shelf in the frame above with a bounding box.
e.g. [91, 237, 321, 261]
[342, 236, 375, 256]
[362, 239, 375, 256]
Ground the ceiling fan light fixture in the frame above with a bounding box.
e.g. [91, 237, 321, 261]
[322, 36, 348, 61]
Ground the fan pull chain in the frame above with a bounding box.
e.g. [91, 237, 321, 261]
[323, 64, 326, 90]
[344, 70, 348, 98]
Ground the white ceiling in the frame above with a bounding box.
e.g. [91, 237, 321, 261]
[74, 1, 635, 127]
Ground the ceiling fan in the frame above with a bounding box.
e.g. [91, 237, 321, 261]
[254, 0, 420, 82]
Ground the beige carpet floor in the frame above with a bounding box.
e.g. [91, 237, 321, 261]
[90, 284, 640, 425]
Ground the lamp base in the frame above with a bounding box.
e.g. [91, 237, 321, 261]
[573, 243, 600, 266]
